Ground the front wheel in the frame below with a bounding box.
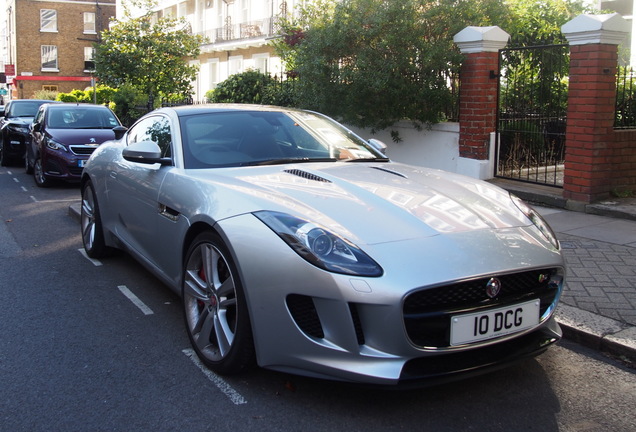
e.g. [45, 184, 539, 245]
[182, 232, 255, 375]
[25, 152, 33, 174]
[81, 181, 112, 258]
[0, 142, 9, 167]
[33, 157, 50, 187]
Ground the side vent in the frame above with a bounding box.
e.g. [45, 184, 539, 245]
[284, 169, 332, 183]
[349, 303, 365, 345]
[371, 166, 409, 178]
[286, 294, 325, 338]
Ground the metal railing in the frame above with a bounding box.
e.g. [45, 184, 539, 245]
[197, 16, 281, 44]
[496, 45, 569, 187]
[615, 66, 636, 129]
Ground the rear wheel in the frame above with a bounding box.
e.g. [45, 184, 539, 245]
[81, 181, 112, 258]
[183, 232, 255, 375]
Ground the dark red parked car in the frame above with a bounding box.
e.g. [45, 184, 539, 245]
[27, 103, 126, 187]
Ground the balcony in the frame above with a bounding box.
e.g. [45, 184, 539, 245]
[197, 16, 281, 50]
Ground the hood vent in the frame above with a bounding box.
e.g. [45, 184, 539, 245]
[284, 169, 332, 183]
[371, 166, 409, 179]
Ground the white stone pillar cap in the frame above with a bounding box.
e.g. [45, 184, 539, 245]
[453, 26, 510, 54]
[562, 13, 630, 45]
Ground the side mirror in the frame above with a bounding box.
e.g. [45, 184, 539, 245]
[122, 140, 172, 165]
[32, 122, 41, 132]
[368, 138, 388, 155]
[113, 125, 127, 140]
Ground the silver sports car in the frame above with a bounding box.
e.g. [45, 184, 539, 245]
[80, 104, 564, 386]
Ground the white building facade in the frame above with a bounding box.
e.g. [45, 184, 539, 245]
[117, 0, 307, 102]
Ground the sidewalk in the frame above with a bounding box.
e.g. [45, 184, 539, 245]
[491, 179, 636, 366]
[69, 182, 636, 366]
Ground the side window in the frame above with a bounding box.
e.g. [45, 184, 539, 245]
[127, 116, 172, 159]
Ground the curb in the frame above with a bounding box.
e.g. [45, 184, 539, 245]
[556, 304, 636, 365]
[68, 202, 636, 366]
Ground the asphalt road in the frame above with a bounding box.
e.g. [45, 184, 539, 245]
[1, 167, 635, 432]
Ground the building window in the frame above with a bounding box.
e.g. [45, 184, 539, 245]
[41, 45, 58, 71]
[84, 12, 96, 33]
[40, 9, 57, 32]
[84, 47, 96, 71]
[43, 85, 58, 92]
[228, 56, 243, 75]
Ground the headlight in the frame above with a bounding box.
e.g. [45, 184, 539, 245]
[511, 194, 559, 249]
[8, 124, 29, 133]
[46, 138, 67, 152]
[254, 211, 383, 277]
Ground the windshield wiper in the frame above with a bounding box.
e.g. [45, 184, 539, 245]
[343, 157, 390, 162]
[246, 157, 338, 166]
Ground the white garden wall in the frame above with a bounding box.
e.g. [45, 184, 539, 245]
[348, 121, 496, 180]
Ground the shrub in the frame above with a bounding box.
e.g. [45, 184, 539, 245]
[207, 70, 277, 104]
[33, 90, 58, 100]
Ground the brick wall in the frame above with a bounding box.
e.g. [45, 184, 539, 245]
[12, 0, 115, 98]
[564, 43, 636, 202]
[457, 51, 499, 160]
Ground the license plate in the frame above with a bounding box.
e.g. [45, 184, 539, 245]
[78, 159, 86, 167]
[450, 300, 540, 346]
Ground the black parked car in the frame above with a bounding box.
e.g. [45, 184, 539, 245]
[28, 103, 126, 187]
[0, 99, 60, 166]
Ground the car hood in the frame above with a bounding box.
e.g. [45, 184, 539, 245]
[6, 117, 33, 127]
[48, 128, 116, 145]
[188, 162, 535, 245]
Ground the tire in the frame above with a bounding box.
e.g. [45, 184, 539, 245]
[33, 157, 50, 187]
[182, 231, 255, 375]
[25, 152, 33, 174]
[0, 142, 9, 167]
[80, 181, 112, 258]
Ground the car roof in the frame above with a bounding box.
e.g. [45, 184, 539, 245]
[46, 103, 109, 110]
[160, 104, 305, 117]
[7, 99, 60, 104]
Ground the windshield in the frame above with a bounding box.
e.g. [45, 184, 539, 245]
[180, 110, 386, 169]
[47, 107, 120, 129]
[7, 101, 46, 118]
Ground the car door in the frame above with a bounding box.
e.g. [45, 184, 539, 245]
[106, 114, 174, 272]
[28, 106, 46, 165]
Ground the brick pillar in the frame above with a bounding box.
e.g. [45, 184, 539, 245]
[453, 26, 509, 179]
[561, 14, 630, 203]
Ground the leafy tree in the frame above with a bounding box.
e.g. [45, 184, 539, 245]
[94, 0, 206, 103]
[503, 0, 596, 47]
[273, 0, 509, 132]
[272, 0, 598, 134]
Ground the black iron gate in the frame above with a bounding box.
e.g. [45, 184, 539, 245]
[496, 44, 569, 187]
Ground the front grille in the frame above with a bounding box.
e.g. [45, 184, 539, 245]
[68, 167, 84, 176]
[403, 268, 562, 348]
[70, 145, 98, 155]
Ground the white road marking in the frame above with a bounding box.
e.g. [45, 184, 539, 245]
[13, 177, 19, 183]
[118, 285, 154, 315]
[78, 248, 102, 266]
[21, 186, 27, 192]
[182, 348, 247, 405]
